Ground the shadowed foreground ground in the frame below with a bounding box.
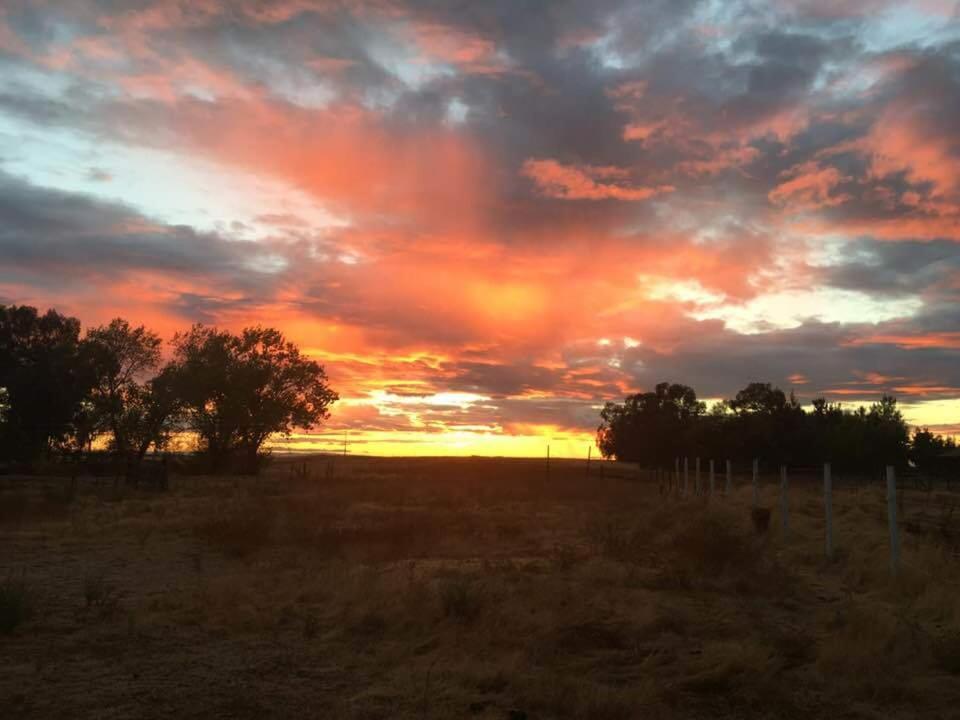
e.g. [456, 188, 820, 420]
[2, 456, 959, 719]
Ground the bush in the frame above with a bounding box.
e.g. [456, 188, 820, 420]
[0, 573, 35, 634]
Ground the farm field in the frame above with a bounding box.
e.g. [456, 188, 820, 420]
[2, 456, 960, 719]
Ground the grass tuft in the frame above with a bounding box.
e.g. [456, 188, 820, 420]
[438, 574, 484, 622]
[0, 572, 35, 634]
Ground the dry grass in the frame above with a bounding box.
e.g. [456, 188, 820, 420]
[1, 457, 959, 718]
[0, 571, 35, 634]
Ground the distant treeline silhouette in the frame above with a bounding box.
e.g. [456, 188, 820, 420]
[597, 382, 956, 474]
[0, 305, 338, 475]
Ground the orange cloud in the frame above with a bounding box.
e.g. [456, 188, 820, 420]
[769, 161, 850, 210]
[845, 333, 960, 349]
[522, 159, 674, 201]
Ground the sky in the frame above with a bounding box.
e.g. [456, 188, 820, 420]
[1, 0, 959, 456]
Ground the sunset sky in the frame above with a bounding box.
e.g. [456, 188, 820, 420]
[2, 0, 959, 456]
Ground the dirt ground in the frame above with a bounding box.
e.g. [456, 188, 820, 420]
[2, 456, 959, 719]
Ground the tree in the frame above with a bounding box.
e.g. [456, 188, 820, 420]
[84, 318, 164, 456]
[726, 382, 804, 464]
[0, 305, 92, 461]
[728, 382, 788, 415]
[596, 379, 926, 473]
[171, 325, 338, 472]
[597, 382, 704, 463]
[865, 395, 910, 470]
[910, 428, 956, 475]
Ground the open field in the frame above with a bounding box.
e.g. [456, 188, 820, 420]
[2, 456, 960, 719]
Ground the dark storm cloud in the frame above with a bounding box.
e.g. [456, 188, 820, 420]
[620, 321, 960, 401]
[1, 0, 959, 435]
[0, 170, 295, 306]
[822, 239, 960, 297]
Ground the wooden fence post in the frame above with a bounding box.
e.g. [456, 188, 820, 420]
[887, 466, 900, 576]
[709, 459, 715, 497]
[752, 458, 759, 507]
[725, 460, 732, 495]
[780, 465, 789, 535]
[824, 463, 833, 560]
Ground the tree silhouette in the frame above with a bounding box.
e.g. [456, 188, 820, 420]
[599, 380, 914, 473]
[171, 325, 338, 472]
[84, 318, 163, 454]
[0, 305, 91, 461]
[597, 382, 704, 465]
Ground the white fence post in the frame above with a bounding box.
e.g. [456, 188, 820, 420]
[824, 463, 833, 559]
[752, 458, 759, 507]
[725, 459, 732, 495]
[780, 465, 789, 535]
[887, 466, 900, 576]
[709, 459, 715, 497]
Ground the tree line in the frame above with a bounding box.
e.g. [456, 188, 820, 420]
[597, 381, 957, 474]
[0, 305, 338, 475]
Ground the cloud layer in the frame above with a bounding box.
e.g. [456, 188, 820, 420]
[2, 0, 959, 452]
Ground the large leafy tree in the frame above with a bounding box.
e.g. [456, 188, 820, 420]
[84, 318, 184, 475]
[597, 382, 705, 464]
[84, 319, 163, 452]
[171, 325, 338, 472]
[910, 427, 956, 474]
[0, 305, 92, 461]
[597, 380, 920, 473]
[726, 382, 805, 464]
[865, 395, 910, 470]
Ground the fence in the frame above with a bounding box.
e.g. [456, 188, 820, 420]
[617, 456, 960, 575]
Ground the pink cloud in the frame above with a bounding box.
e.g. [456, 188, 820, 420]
[522, 159, 673, 201]
[769, 161, 851, 210]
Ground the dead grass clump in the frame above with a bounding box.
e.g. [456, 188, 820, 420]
[0, 491, 28, 525]
[583, 518, 642, 562]
[553, 620, 630, 654]
[675, 640, 777, 696]
[933, 630, 960, 674]
[818, 601, 929, 701]
[548, 543, 580, 572]
[0, 572, 35, 634]
[196, 498, 275, 558]
[750, 507, 771, 534]
[438, 574, 484, 622]
[82, 572, 123, 619]
[279, 503, 450, 562]
[517, 673, 640, 720]
[668, 510, 759, 578]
